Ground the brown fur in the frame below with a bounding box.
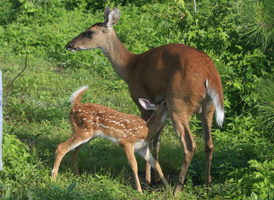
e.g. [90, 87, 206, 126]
[52, 87, 169, 193]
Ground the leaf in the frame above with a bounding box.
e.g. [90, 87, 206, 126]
[0, 182, 7, 189]
[4, 188, 11, 200]
[67, 182, 76, 193]
[27, 9, 37, 13]
[52, 185, 63, 194]
[27, 189, 33, 200]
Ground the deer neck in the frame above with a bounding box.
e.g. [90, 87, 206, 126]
[100, 30, 137, 84]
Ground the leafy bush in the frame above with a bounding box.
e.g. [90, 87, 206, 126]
[254, 78, 274, 138]
[230, 159, 274, 199]
[2, 133, 31, 174]
[0, 0, 19, 25]
[236, 0, 274, 52]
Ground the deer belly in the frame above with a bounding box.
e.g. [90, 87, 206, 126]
[95, 131, 120, 144]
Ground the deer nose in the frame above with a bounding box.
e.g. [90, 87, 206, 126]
[65, 42, 72, 50]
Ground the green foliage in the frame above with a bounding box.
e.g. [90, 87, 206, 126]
[222, 48, 273, 115]
[237, 0, 274, 52]
[254, 78, 274, 138]
[0, 0, 19, 26]
[2, 133, 31, 173]
[229, 159, 274, 199]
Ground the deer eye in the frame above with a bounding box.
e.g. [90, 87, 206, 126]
[85, 30, 94, 38]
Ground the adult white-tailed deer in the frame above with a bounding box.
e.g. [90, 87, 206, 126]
[51, 85, 169, 193]
[65, 7, 224, 197]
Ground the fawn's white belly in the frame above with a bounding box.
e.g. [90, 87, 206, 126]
[134, 140, 149, 150]
[95, 131, 120, 144]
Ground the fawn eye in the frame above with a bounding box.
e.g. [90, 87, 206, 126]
[85, 30, 94, 38]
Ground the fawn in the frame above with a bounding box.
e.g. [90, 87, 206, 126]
[51, 85, 169, 193]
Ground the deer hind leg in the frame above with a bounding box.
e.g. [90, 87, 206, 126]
[200, 102, 215, 188]
[168, 103, 196, 197]
[136, 143, 169, 189]
[122, 144, 142, 193]
[52, 134, 92, 179]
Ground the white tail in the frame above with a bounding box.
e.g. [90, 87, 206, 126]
[65, 6, 225, 196]
[206, 80, 225, 127]
[52, 86, 169, 193]
[69, 85, 88, 105]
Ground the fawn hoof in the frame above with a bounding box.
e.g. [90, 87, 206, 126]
[51, 169, 57, 180]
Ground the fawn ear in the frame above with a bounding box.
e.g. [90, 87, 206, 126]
[138, 98, 155, 110]
[105, 7, 120, 28]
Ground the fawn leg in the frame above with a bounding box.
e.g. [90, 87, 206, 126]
[122, 144, 142, 193]
[70, 142, 89, 175]
[52, 134, 92, 179]
[136, 144, 169, 189]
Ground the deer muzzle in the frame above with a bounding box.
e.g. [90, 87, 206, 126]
[65, 42, 78, 52]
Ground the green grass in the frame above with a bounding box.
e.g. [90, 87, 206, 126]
[1, 0, 274, 199]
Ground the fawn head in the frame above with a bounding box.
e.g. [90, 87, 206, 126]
[138, 98, 168, 123]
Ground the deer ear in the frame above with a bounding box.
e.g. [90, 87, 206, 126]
[138, 98, 155, 110]
[106, 7, 120, 28]
[104, 6, 111, 22]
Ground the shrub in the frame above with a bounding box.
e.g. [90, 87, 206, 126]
[236, 0, 274, 53]
[254, 78, 274, 139]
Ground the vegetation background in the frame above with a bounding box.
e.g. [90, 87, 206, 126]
[0, 0, 273, 199]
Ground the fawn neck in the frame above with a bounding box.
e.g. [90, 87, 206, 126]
[145, 109, 168, 143]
